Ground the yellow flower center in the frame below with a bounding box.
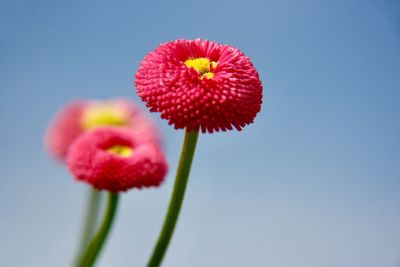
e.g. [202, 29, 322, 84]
[184, 57, 217, 79]
[106, 145, 133, 157]
[81, 103, 128, 130]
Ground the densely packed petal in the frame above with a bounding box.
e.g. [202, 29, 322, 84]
[135, 39, 263, 133]
[67, 127, 168, 192]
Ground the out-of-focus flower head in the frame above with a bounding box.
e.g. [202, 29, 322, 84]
[67, 127, 168, 192]
[135, 39, 263, 133]
[45, 99, 159, 160]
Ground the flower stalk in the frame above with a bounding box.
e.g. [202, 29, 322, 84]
[76, 192, 119, 267]
[147, 130, 199, 267]
[75, 188, 102, 265]
[80, 188, 102, 249]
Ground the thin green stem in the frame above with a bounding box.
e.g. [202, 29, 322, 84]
[147, 130, 199, 267]
[80, 188, 102, 250]
[77, 192, 119, 267]
[75, 188, 102, 265]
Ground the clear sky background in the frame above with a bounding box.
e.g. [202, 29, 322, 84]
[1, 0, 400, 266]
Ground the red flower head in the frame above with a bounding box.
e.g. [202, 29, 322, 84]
[45, 99, 159, 160]
[67, 127, 168, 192]
[135, 39, 263, 133]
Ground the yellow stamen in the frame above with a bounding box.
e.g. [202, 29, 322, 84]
[184, 57, 217, 79]
[82, 103, 128, 130]
[203, 72, 214, 79]
[106, 145, 133, 157]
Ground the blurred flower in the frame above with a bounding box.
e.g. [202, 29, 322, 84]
[135, 38, 263, 133]
[45, 99, 159, 160]
[67, 127, 168, 192]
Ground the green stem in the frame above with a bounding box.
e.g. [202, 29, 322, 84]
[75, 188, 102, 265]
[77, 192, 119, 267]
[81, 188, 102, 250]
[147, 130, 199, 267]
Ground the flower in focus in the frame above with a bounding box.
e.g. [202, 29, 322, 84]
[45, 99, 159, 160]
[135, 39, 263, 133]
[67, 127, 168, 192]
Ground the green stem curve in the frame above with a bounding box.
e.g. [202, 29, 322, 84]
[77, 192, 119, 267]
[147, 130, 199, 267]
[75, 188, 102, 265]
[81, 189, 102, 249]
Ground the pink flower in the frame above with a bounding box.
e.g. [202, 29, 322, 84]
[135, 39, 263, 133]
[67, 127, 168, 192]
[45, 99, 159, 160]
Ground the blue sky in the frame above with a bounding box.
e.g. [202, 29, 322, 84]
[1, 0, 400, 266]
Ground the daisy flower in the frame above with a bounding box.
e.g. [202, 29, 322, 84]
[67, 127, 168, 192]
[135, 39, 264, 267]
[45, 99, 159, 160]
[135, 38, 263, 133]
